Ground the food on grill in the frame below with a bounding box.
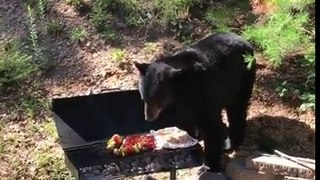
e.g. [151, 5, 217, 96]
[106, 134, 124, 152]
[113, 148, 120, 156]
[106, 134, 156, 156]
[151, 127, 198, 149]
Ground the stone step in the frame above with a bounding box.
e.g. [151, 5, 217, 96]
[245, 152, 315, 179]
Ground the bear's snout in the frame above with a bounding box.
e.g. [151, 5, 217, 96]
[144, 103, 161, 121]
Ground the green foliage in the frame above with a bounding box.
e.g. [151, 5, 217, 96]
[89, 0, 201, 30]
[37, 0, 48, 19]
[70, 27, 87, 43]
[65, 0, 83, 6]
[155, 0, 199, 24]
[0, 42, 36, 91]
[90, 0, 113, 32]
[102, 28, 118, 42]
[46, 20, 63, 37]
[203, 7, 233, 28]
[242, 0, 315, 111]
[110, 48, 125, 62]
[243, 54, 255, 70]
[242, 11, 309, 67]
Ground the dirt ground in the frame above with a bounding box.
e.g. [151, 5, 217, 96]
[0, 0, 315, 179]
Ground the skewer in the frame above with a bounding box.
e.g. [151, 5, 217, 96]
[274, 150, 315, 171]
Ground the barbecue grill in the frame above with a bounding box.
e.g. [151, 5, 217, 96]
[51, 90, 204, 180]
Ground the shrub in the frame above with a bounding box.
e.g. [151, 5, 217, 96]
[242, 0, 315, 111]
[70, 27, 87, 43]
[0, 41, 36, 92]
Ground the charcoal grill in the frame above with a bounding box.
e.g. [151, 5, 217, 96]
[51, 90, 203, 180]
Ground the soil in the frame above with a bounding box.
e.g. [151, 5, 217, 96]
[0, 0, 315, 179]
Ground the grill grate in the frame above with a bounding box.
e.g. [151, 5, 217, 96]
[65, 140, 203, 179]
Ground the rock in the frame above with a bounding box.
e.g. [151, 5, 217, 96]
[226, 160, 276, 180]
[245, 152, 315, 179]
[283, 176, 314, 180]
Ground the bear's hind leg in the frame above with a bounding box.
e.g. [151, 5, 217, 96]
[199, 109, 227, 173]
[226, 103, 248, 151]
[226, 68, 256, 151]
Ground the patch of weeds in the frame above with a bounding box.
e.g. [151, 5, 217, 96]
[156, 0, 199, 24]
[299, 92, 315, 111]
[90, 0, 113, 32]
[8, 81, 50, 118]
[20, 91, 49, 118]
[70, 27, 87, 43]
[43, 119, 58, 139]
[65, 0, 88, 13]
[46, 20, 64, 37]
[243, 54, 256, 70]
[142, 42, 158, 54]
[110, 48, 125, 63]
[243, 11, 309, 67]
[242, 0, 315, 111]
[102, 28, 118, 42]
[36, 146, 74, 180]
[26, 5, 43, 62]
[215, 25, 231, 33]
[36, 0, 49, 19]
[203, 7, 234, 29]
[181, 35, 193, 45]
[0, 40, 36, 92]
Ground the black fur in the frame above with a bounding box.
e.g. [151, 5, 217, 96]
[134, 32, 257, 172]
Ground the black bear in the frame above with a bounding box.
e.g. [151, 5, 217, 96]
[134, 32, 257, 173]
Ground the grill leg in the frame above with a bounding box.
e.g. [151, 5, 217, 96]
[169, 169, 176, 180]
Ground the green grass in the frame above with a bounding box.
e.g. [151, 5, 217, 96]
[0, 40, 36, 92]
[90, 0, 113, 32]
[203, 7, 234, 28]
[102, 28, 118, 42]
[46, 20, 64, 37]
[243, 11, 309, 67]
[110, 48, 125, 62]
[242, 0, 315, 111]
[70, 27, 87, 43]
[142, 42, 158, 54]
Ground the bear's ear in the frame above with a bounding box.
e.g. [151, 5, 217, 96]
[167, 48, 207, 71]
[133, 61, 149, 75]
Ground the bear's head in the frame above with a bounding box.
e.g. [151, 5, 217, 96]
[134, 48, 208, 121]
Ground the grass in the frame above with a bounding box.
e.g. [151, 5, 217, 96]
[46, 20, 64, 37]
[142, 42, 158, 54]
[102, 28, 118, 42]
[70, 27, 87, 43]
[0, 40, 36, 92]
[242, 11, 309, 67]
[90, 0, 113, 32]
[242, 0, 315, 111]
[110, 48, 125, 62]
[203, 7, 234, 28]
[0, 117, 73, 179]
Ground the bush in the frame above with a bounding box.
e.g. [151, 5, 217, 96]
[0, 41, 36, 92]
[70, 27, 87, 43]
[242, 0, 315, 111]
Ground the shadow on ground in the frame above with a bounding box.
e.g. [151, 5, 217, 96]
[245, 115, 315, 159]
